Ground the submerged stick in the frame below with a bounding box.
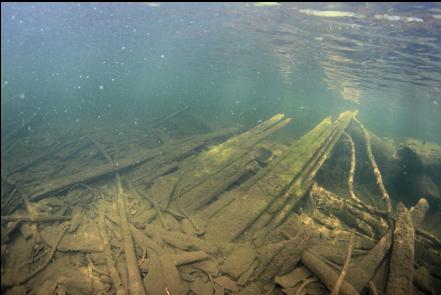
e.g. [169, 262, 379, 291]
[330, 228, 355, 295]
[344, 132, 361, 203]
[98, 210, 126, 295]
[353, 117, 392, 222]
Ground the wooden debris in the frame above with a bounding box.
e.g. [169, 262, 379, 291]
[3, 222, 69, 287]
[410, 198, 429, 228]
[385, 202, 415, 295]
[311, 184, 388, 238]
[213, 275, 240, 292]
[274, 267, 312, 289]
[258, 225, 315, 282]
[344, 132, 361, 203]
[139, 250, 208, 272]
[144, 224, 218, 254]
[142, 255, 188, 295]
[220, 246, 256, 280]
[98, 210, 126, 295]
[330, 228, 355, 295]
[204, 111, 357, 242]
[1, 214, 71, 223]
[346, 231, 392, 292]
[294, 277, 319, 295]
[27, 128, 234, 201]
[301, 250, 358, 295]
[115, 174, 146, 295]
[414, 266, 434, 295]
[354, 117, 392, 221]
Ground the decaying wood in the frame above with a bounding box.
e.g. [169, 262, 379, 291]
[257, 225, 315, 282]
[311, 184, 388, 238]
[295, 277, 319, 295]
[27, 128, 234, 201]
[344, 132, 361, 204]
[410, 198, 429, 228]
[127, 180, 169, 230]
[301, 250, 358, 295]
[142, 255, 188, 295]
[1, 215, 71, 223]
[115, 174, 146, 295]
[143, 224, 218, 254]
[2, 222, 69, 288]
[330, 228, 355, 295]
[346, 230, 392, 292]
[98, 210, 126, 295]
[203, 111, 357, 243]
[140, 250, 208, 272]
[178, 114, 291, 212]
[385, 202, 415, 295]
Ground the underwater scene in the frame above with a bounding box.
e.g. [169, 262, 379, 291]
[1, 2, 441, 295]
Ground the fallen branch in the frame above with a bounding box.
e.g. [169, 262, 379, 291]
[330, 228, 355, 295]
[115, 174, 146, 295]
[353, 117, 392, 222]
[344, 132, 361, 203]
[98, 210, 126, 295]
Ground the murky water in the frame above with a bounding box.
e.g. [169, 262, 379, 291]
[1, 3, 441, 295]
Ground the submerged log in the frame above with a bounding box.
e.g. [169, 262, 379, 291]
[177, 113, 291, 212]
[301, 250, 358, 295]
[257, 225, 315, 282]
[98, 210, 126, 295]
[410, 198, 429, 228]
[203, 111, 357, 242]
[311, 184, 388, 238]
[115, 174, 146, 295]
[346, 231, 392, 292]
[385, 202, 415, 295]
[27, 128, 234, 201]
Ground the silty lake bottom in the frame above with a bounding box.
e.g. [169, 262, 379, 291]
[1, 2, 441, 295]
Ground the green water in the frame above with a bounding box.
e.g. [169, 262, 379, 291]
[2, 2, 440, 143]
[2, 3, 441, 294]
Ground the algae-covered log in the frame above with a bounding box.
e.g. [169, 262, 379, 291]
[385, 202, 415, 295]
[176, 113, 291, 212]
[202, 111, 357, 242]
